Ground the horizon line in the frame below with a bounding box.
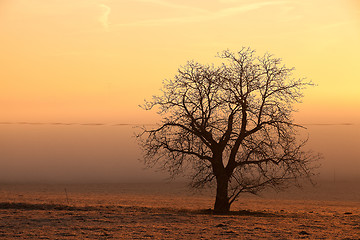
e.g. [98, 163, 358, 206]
[0, 122, 156, 126]
[0, 121, 357, 127]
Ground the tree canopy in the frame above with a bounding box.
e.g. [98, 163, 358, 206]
[138, 48, 319, 213]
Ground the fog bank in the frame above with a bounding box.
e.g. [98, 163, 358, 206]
[0, 123, 359, 183]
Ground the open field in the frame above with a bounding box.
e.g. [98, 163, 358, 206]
[0, 182, 359, 239]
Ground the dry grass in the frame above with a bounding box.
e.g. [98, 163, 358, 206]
[0, 183, 359, 239]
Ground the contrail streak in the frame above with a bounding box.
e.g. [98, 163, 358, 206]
[98, 4, 111, 29]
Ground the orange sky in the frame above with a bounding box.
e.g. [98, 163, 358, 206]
[0, 0, 360, 183]
[1, 0, 359, 124]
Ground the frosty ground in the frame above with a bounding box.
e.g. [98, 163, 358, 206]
[0, 182, 359, 239]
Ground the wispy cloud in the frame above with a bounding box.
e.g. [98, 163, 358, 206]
[318, 20, 354, 30]
[114, 1, 289, 27]
[133, 0, 206, 12]
[98, 3, 111, 29]
[217, 1, 289, 17]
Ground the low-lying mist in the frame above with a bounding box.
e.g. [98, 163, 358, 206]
[0, 123, 359, 184]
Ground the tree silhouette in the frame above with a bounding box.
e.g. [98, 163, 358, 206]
[138, 48, 319, 214]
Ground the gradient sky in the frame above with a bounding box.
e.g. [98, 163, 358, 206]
[1, 0, 359, 124]
[0, 0, 359, 182]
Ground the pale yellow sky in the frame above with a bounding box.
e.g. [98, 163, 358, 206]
[1, 0, 359, 124]
[0, 0, 360, 183]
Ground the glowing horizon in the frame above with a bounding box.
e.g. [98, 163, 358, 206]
[1, 0, 360, 183]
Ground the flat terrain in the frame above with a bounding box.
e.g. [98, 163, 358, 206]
[0, 183, 359, 239]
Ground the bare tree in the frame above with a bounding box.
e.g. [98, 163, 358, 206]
[137, 48, 319, 214]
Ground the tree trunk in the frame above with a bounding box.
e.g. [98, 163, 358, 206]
[214, 175, 230, 214]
